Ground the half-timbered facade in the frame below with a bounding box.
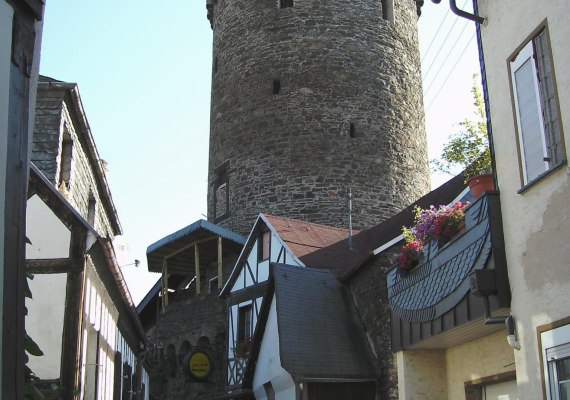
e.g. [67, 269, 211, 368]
[220, 214, 360, 399]
[1, 1, 44, 396]
[25, 78, 149, 399]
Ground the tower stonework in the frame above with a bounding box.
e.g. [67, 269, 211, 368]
[207, 0, 430, 235]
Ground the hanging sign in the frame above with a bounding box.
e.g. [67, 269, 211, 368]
[188, 351, 211, 380]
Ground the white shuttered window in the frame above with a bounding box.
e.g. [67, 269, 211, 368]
[511, 29, 564, 185]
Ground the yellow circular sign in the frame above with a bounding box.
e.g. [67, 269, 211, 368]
[189, 352, 210, 379]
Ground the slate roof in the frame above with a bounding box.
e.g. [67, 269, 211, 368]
[273, 263, 378, 381]
[263, 214, 352, 258]
[387, 194, 493, 323]
[300, 174, 469, 280]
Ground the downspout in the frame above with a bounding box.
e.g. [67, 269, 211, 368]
[481, 296, 521, 350]
[431, 0, 486, 24]
[472, 0, 499, 191]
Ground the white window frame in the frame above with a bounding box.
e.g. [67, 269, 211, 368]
[541, 323, 570, 400]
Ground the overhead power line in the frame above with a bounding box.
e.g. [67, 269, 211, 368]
[424, 31, 477, 114]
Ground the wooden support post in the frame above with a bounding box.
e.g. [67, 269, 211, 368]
[195, 244, 201, 294]
[218, 237, 223, 288]
[60, 225, 86, 399]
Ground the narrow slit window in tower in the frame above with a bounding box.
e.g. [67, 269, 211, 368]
[279, 0, 293, 9]
[382, 0, 394, 23]
[273, 80, 281, 95]
[349, 123, 356, 138]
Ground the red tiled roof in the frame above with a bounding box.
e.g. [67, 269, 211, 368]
[262, 214, 354, 259]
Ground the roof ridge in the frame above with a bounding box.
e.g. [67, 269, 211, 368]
[263, 213, 351, 233]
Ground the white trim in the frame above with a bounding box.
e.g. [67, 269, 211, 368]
[541, 323, 570, 400]
[371, 187, 470, 256]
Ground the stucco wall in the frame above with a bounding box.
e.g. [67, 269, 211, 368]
[26, 273, 67, 380]
[477, 1, 570, 398]
[446, 331, 516, 399]
[253, 296, 295, 400]
[26, 195, 71, 259]
[397, 331, 515, 400]
[396, 349, 447, 400]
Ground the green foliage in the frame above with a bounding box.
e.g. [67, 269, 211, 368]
[431, 75, 492, 180]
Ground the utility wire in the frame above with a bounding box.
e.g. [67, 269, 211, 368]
[424, 30, 477, 114]
[420, 7, 451, 64]
[423, 19, 471, 97]
[421, 0, 470, 82]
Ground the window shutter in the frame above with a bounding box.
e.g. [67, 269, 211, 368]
[535, 31, 563, 166]
[512, 42, 548, 183]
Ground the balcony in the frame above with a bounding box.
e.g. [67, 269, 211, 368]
[387, 193, 510, 351]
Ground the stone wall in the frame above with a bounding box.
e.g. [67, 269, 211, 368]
[348, 247, 400, 400]
[146, 293, 229, 400]
[207, 0, 430, 235]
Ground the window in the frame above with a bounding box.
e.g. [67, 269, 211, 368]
[258, 231, 270, 261]
[213, 161, 230, 222]
[541, 323, 570, 400]
[58, 136, 73, 193]
[510, 28, 564, 186]
[381, 0, 394, 23]
[264, 382, 276, 400]
[279, 0, 293, 8]
[349, 123, 356, 138]
[237, 304, 253, 342]
[87, 194, 96, 227]
[464, 372, 518, 400]
[273, 79, 281, 95]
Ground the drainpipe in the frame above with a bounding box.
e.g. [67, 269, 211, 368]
[481, 297, 521, 350]
[472, 0, 499, 191]
[469, 270, 520, 350]
[431, 0, 486, 24]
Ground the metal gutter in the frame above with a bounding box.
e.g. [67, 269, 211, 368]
[431, 0, 485, 24]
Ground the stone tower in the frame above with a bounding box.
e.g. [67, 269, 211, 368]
[206, 0, 429, 235]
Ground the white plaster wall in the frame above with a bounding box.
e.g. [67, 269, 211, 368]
[477, 1, 570, 398]
[0, 2, 14, 388]
[446, 331, 516, 399]
[26, 195, 71, 258]
[253, 296, 295, 400]
[396, 349, 447, 400]
[26, 273, 67, 379]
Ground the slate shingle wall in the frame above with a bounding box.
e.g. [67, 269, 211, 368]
[207, 0, 430, 235]
[32, 87, 115, 237]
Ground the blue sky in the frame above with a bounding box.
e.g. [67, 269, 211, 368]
[39, 0, 481, 304]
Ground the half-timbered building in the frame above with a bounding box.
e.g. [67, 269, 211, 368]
[219, 214, 377, 399]
[1, 1, 44, 396]
[25, 77, 149, 399]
